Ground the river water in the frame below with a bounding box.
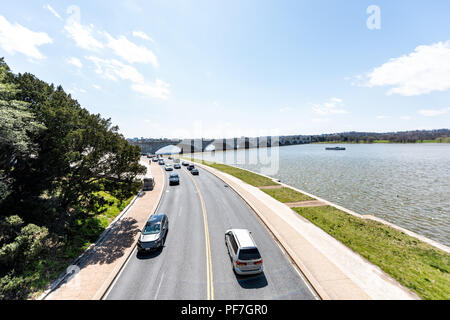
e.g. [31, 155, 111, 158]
[196, 143, 450, 246]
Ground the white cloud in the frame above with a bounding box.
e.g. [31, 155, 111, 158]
[105, 33, 158, 67]
[44, 4, 62, 20]
[131, 79, 170, 100]
[64, 8, 103, 51]
[0, 15, 52, 60]
[364, 41, 450, 96]
[92, 84, 101, 90]
[418, 107, 450, 117]
[67, 57, 82, 68]
[132, 31, 154, 43]
[312, 97, 348, 115]
[86, 56, 169, 99]
[376, 115, 391, 119]
[86, 56, 145, 82]
[400, 116, 411, 120]
[67, 85, 86, 96]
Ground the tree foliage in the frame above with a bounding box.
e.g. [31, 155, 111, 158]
[0, 58, 145, 220]
[0, 60, 45, 202]
[0, 58, 145, 299]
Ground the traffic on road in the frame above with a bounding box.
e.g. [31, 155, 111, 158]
[104, 155, 316, 300]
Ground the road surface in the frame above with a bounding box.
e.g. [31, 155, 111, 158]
[104, 158, 317, 300]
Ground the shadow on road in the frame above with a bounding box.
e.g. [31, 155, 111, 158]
[235, 272, 268, 289]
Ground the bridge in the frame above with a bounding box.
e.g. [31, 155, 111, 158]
[128, 135, 312, 154]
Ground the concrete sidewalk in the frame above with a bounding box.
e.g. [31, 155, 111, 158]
[45, 160, 165, 300]
[195, 162, 420, 300]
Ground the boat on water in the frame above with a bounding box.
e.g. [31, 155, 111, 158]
[325, 146, 346, 150]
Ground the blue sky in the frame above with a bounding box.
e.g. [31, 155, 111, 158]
[1, 0, 450, 138]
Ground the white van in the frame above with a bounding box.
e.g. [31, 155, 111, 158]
[143, 175, 155, 191]
[225, 229, 263, 275]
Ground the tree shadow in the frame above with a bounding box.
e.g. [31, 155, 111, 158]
[235, 272, 268, 289]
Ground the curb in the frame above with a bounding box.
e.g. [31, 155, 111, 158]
[39, 163, 165, 300]
[193, 161, 328, 300]
[199, 160, 449, 254]
[98, 163, 166, 300]
[37, 191, 142, 301]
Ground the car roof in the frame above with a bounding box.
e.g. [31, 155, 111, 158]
[232, 229, 256, 248]
[170, 173, 178, 176]
[148, 213, 165, 223]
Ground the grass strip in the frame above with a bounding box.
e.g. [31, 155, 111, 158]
[292, 205, 450, 300]
[28, 192, 135, 299]
[261, 187, 313, 203]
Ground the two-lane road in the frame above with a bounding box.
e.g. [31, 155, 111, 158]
[104, 159, 317, 300]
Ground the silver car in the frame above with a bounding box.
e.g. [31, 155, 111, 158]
[225, 229, 263, 275]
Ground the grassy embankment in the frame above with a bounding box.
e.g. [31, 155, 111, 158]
[261, 187, 313, 203]
[188, 158, 450, 300]
[27, 191, 135, 299]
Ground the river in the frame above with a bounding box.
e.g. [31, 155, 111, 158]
[196, 143, 450, 246]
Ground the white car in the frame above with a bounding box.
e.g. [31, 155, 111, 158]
[165, 164, 173, 171]
[225, 229, 263, 275]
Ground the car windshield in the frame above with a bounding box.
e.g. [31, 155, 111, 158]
[238, 248, 261, 260]
[170, 174, 178, 178]
[143, 223, 161, 235]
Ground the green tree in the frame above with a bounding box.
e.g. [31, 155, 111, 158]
[2, 59, 145, 222]
[0, 59, 45, 203]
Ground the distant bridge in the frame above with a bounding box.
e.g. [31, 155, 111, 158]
[128, 135, 312, 154]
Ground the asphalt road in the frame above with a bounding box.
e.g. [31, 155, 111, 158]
[104, 158, 317, 300]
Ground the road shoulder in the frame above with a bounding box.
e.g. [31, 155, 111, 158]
[44, 160, 165, 300]
[194, 161, 420, 300]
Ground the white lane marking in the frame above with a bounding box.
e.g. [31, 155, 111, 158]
[154, 272, 165, 300]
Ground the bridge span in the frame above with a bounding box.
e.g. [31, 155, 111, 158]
[128, 135, 312, 154]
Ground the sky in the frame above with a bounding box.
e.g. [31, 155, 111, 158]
[1, 0, 450, 139]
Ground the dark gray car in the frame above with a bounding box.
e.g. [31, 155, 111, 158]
[137, 213, 169, 253]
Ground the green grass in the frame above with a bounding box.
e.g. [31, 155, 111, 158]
[292, 205, 450, 300]
[186, 156, 450, 299]
[261, 187, 313, 203]
[186, 158, 279, 187]
[417, 138, 450, 143]
[26, 191, 135, 299]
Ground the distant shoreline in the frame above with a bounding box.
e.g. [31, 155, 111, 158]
[312, 139, 450, 144]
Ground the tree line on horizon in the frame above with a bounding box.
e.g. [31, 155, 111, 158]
[0, 58, 146, 299]
[307, 129, 450, 144]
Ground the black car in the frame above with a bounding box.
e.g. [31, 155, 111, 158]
[190, 168, 199, 175]
[169, 173, 180, 185]
[158, 159, 165, 165]
[182, 161, 189, 166]
[137, 213, 169, 253]
[174, 163, 181, 169]
[187, 164, 195, 171]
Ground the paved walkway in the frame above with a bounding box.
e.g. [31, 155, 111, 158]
[195, 162, 420, 300]
[45, 160, 164, 300]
